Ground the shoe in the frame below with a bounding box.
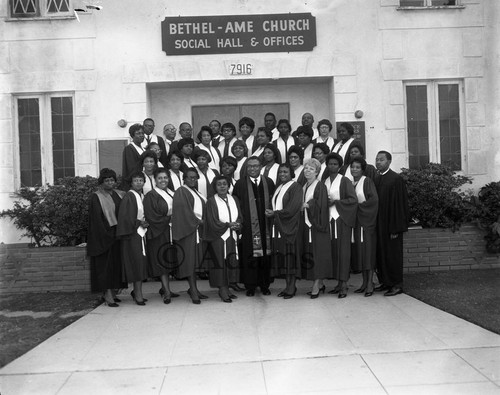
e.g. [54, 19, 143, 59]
[229, 283, 245, 292]
[162, 294, 172, 304]
[246, 289, 255, 297]
[374, 284, 389, 292]
[113, 297, 122, 303]
[131, 291, 146, 305]
[218, 290, 232, 303]
[229, 294, 238, 299]
[187, 289, 201, 304]
[197, 291, 209, 300]
[327, 286, 340, 295]
[283, 288, 297, 299]
[354, 287, 366, 294]
[277, 290, 286, 297]
[160, 288, 180, 298]
[364, 291, 373, 297]
[131, 291, 148, 302]
[307, 285, 325, 296]
[102, 298, 119, 307]
[261, 288, 271, 296]
[384, 287, 403, 297]
[338, 291, 347, 299]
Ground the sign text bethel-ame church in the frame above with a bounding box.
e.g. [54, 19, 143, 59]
[161, 13, 316, 56]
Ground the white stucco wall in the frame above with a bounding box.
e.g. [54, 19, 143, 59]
[0, 0, 498, 243]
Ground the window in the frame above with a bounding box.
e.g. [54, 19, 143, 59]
[10, 0, 72, 18]
[15, 94, 75, 187]
[405, 81, 463, 171]
[399, 0, 458, 7]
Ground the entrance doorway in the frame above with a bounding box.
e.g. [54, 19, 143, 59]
[192, 103, 289, 136]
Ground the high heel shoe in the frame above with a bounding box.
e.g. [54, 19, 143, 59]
[101, 297, 119, 308]
[277, 290, 286, 297]
[307, 285, 325, 296]
[338, 288, 348, 299]
[364, 291, 373, 297]
[327, 286, 340, 295]
[188, 289, 201, 304]
[131, 291, 146, 306]
[283, 288, 297, 300]
[218, 290, 232, 303]
[159, 288, 180, 298]
[354, 287, 366, 294]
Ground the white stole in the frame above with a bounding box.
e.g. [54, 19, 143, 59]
[344, 165, 354, 182]
[252, 145, 265, 158]
[303, 180, 318, 242]
[184, 185, 206, 243]
[141, 134, 159, 150]
[317, 136, 335, 151]
[131, 143, 144, 156]
[142, 172, 156, 195]
[169, 170, 183, 190]
[303, 143, 313, 160]
[276, 137, 293, 163]
[292, 165, 304, 182]
[324, 174, 342, 239]
[197, 167, 216, 198]
[131, 190, 147, 255]
[354, 176, 366, 243]
[261, 163, 279, 185]
[318, 162, 327, 181]
[234, 159, 246, 181]
[214, 194, 239, 259]
[272, 180, 294, 238]
[240, 135, 255, 155]
[333, 137, 355, 160]
[155, 187, 174, 241]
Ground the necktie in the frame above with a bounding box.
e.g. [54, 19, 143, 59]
[146, 136, 151, 146]
[224, 141, 230, 158]
[284, 139, 288, 162]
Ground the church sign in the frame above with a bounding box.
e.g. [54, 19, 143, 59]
[161, 13, 316, 56]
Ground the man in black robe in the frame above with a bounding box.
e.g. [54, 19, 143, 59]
[374, 151, 409, 296]
[233, 156, 276, 296]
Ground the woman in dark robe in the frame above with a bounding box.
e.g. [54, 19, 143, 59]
[87, 168, 126, 307]
[265, 163, 303, 299]
[143, 168, 179, 304]
[324, 152, 358, 298]
[194, 148, 219, 198]
[171, 168, 207, 304]
[218, 156, 237, 194]
[260, 143, 281, 185]
[204, 175, 242, 302]
[232, 139, 248, 181]
[288, 145, 306, 186]
[350, 157, 379, 297]
[116, 170, 149, 305]
[340, 143, 377, 181]
[166, 150, 184, 191]
[300, 158, 332, 298]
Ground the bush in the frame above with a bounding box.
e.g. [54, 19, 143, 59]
[400, 163, 473, 230]
[471, 181, 500, 253]
[0, 176, 98, 247]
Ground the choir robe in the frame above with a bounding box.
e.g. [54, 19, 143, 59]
[324, 175, 357, 282]
[196, 167, 219, 198]
[167, 169, 183, 191]
[374, 169, 409, 288]
[171, 186, 206, 279]
[270, 181, 303, 278]
[261, 163, 280, 186]
[341, 163, 377, 182]
[351, 176, 378, 271]
[272, 136, 296, 163]
[121, 143, 144, 191]
[204, 195, 242, 288]
[233, 176, 276, 288]
[234, 158, 248, 181]
[143, 188, 176, 277]
[300, 181, 332, 280]
[87, 190, 127, 292]
[313, 136, 336, 152]
[116, 191, 148, 282]
[196, 143, 221, 171]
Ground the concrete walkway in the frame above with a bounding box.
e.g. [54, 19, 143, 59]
[1, 276, 499, 395]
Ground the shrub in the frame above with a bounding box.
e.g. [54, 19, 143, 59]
[0, 176, 98, 247]
[471, 181, 500, 253]
[400, 163, 473, 230]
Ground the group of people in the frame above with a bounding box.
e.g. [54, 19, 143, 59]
[87, 112, 409, 307]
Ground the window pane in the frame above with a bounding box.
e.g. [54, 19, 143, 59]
[406, 86, 429, 169]
[400, 0, 425, 6]
[17, 98, 42, 187]
[431, 0, 456, 5]
[11, 0, 39, 17]
[438, 84, 461, 170]
[51, 97, 74, 181]
[46, 0, 70, 13]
